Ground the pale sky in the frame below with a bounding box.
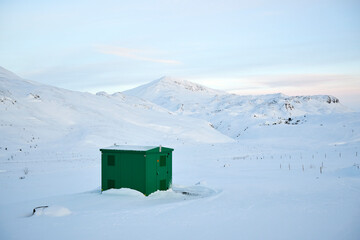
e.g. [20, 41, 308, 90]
[1, 0, 360, 110]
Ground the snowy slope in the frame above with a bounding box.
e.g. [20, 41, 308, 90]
[1, 68, 360, 240]
[0, 67, 232, 162]
[125, 76, 351, 138]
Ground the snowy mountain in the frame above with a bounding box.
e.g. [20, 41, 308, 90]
[0, 67, 232, 162]
[1, 67, 360, 240]
[125, 76, 351, 138]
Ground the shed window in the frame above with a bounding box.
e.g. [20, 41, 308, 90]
[108, 179, 115, 189]
[160, 155, 166, 167]
[107, 155, 115, 166]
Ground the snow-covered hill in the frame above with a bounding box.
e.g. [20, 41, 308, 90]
[0, 67, 232, 162]
[1, 68, 360, 240]
[125, 76, 351, 138]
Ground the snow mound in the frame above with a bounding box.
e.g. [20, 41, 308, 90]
[101, 185, 219, 200]
[102, 188, 146, 198]
[33, 206, 71, 217]
[145, 185, 219, 202]
[172, 185, 219, 198]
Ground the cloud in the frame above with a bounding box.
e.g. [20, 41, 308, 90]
[95, 45, 181, 65]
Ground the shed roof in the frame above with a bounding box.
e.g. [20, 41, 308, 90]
[101, 145, 158, 151]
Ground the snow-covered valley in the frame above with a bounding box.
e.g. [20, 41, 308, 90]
[1, 67, 359, 239]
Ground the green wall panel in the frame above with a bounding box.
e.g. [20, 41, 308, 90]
[100, 147, 173, 196]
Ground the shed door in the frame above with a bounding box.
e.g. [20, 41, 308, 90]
[157, 155, 168, 190]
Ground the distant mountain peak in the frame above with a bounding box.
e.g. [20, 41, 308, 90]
[157, 76, 179, 83]
[156, 76, 214, 93]
[125, 76, 225, 98]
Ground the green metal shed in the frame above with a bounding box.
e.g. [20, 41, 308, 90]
[100, 145, 173, 196]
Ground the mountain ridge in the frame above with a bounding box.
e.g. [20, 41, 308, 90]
[0, 67, 233, 162]
[124, 76, 350, 138]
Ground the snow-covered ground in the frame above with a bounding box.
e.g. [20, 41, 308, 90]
[1, 67, 359, 239]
